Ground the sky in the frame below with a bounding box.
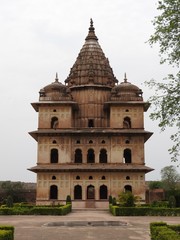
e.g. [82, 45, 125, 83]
[0, 0, 179, 182]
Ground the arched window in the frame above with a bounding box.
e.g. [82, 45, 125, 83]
[50, 185, 58, 199]
[52, 140, 57, 144]
[124, 185, 132, 193]
[74, 185, 82, 200]
[101, 176, 106, 180]
[89, 140, 93, 144]
[89, 176, 93, 180]
[99, 149, 107, 163]
[125, 140, 130, 144]
[100, 185, 108, 199]
[51, 117, 59, 129]
[126, 176, 130, 180]
[123, 148, 132, 163]
[123, 117, 131, 128]
[74, 149, 82, 163]
[76, 176, 80, 180]
[87, 149, 95, 163]
[52, 176, 56, 180]
[88, 119, 94, 127]
[50, 148, 58, 163]
[87, 185, 95, 199]
[101, 140, 105, 144]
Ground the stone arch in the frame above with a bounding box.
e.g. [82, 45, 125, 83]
[50, 148, 58, 163]
[99, 148, 107, 163]
[123, 148, 132, 163]
[51, 116, 59, 129]
[99, 185, 108, 199]
[74, 185, 82, 200]
[87, 149, 95, 163]
[123, 117, 131, 128]
[50, 185, 58, 199]
[87, 185, 95, 199]
[124, 185, 132, 193]
[74, 149, 82, 163]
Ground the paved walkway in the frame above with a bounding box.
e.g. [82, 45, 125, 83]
[0, 210, 180, 240]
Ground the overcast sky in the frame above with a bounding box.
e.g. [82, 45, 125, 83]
[0, 0, 179, 182]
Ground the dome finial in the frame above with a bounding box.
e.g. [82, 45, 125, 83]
[55, 72, 59, 82]
[124, 73, 127, 83]
[85, 18, 98, 41]
[90, 18, 93, 28]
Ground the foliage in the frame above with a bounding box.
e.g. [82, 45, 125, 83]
[112, 197, 116, 206]
[160, 165, 180, 191]
[118, 192, 140, 207]
[66, 195, 71, 204]
[148, 181, 164, 190]
[0, 226, 14, 240]
[168, 195, 176, 208]
[148, 0, 180, 66]
[0, 181, 25, 203]
[108, 195, 112, 204]
[109, 206, 180, 216]
[6, 196, 13, 208]
[150, 222, 180, 240]
[0, 203, 72, 215]
[146, 0, 180, 162]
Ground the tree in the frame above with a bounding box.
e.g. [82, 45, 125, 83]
[146, 0, 180, 162]
[148, 181, 164, 190]
[160, 165, 180, 191]
[118, 192, 139, 207]
[1, 181, 25, 203]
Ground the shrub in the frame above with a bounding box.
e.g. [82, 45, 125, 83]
[66, 195, 71, 205]
[108, 195, 112, 204]
[150, 222, 180, 240]
[112, 197, 116, 206]
[118, 192, 140, 207]
[109, 206, 180, 216]
[6, 196, 13, 208]
[0, 226, 14, 240]
[168, 195, 176, 208]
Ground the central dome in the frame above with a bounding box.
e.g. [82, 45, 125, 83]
[65, 19, 117, 88]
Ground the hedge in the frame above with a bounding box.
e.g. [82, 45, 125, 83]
[0, 204, 72, 215]
[109, 204, 180, 216]
[0, 226, 14, 240]
[150, 222, 180, 240]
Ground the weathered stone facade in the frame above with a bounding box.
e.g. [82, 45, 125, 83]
[29, 20, 153, 208]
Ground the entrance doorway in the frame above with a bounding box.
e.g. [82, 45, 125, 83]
[87, 185, 95, 199]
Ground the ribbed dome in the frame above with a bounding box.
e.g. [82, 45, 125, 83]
[39, 74, 72, 101]
[111, 75, 143, 101]
[65, 19, 117, 88]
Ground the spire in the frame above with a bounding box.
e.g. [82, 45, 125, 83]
[124, 73, 127, 83]
[55, 72, 59, 82]
[85, 18, 98, 41]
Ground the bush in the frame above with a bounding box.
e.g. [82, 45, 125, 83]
[66, 195, 71, 205]
[0, 203, 72, 216]
[168, 195, 176, 208]
[108, 195, 112, 204]
[0, 226, 14, 240]
[112, 197, 116, 206]
[150, 222, 180, 240]
[109, 206, 180, 216]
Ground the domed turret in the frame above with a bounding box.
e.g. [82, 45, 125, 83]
[111, 74, 143, 101]
[65, 19, 117, 88]
[39, 73, 72, 101]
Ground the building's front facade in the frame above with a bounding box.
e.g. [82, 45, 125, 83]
[29, 20, 153, 208]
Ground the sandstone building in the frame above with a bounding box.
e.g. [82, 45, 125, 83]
[29, 20, 153, 208]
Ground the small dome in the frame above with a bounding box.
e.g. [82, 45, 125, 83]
[111, 74, 143, 101]
[39, 74, 72, 101]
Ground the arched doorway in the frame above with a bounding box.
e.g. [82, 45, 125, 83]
[50, 185, 58, 199]
[87, 149, 95, 163]
[100, 185, 108, 199]
[74, 149, 82, 163]
[124, 185, 132, 192]
[74, 185, 82, 200]
[50, 148, 58, 163]
[87, 185, 95, 199]
[123, 148, 132, 163]
[99, 149, 107, 163]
